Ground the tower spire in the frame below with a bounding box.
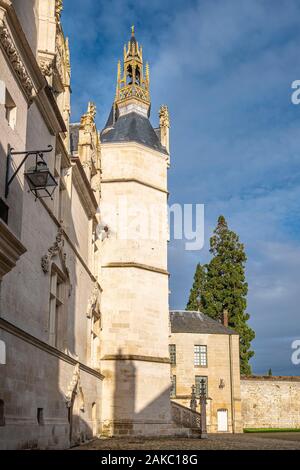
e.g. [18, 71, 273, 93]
[114, 27, 150, 115]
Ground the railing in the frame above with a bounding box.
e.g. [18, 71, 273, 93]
[171, 401, 201, 429]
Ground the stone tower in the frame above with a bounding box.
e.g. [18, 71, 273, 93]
[100, 27, 172, 436]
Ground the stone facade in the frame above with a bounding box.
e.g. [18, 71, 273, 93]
[0, 0, 103, 449]
[241, 376, 300, 430]
[169, 311, 242, 433]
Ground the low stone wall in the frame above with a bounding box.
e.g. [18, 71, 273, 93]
[241, 376, 300, 429]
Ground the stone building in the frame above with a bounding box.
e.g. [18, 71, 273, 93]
[169, 311, 242, 433]
[0, 0, 103, 449]
[0, 0, 181, 448]
[4, 0, 297, 450]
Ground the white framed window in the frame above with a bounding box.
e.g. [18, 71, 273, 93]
[194, 345, 207, 367]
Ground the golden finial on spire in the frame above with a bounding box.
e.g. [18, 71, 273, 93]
[115, 27, 150, 108]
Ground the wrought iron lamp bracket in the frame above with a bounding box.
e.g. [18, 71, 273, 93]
[5, 145, 53, 198]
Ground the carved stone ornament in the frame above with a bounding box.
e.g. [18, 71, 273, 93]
[65, 363, 85, 411]
[41, 228, 65, 273]
[0, 20, 34, 100]
[91, 175, 101, 193]
[80, 102, 97, 131]
[55, 0, 63, 24]
[87, 282, 101, 319]
[159, 104, 170, 128]
[39, 58, 54, 77]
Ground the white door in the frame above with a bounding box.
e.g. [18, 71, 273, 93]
[217, 409, 228, 432]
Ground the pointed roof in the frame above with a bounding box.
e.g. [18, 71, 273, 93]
[101, 111, 168, 154]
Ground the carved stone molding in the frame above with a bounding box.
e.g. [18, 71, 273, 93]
[0, 18, 34, 100]
[41, 228, 64, 273]
[65, 363, 85, 411]
[0, 318, 104, 380]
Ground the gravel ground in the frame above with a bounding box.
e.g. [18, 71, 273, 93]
[73, 433, 300, 450]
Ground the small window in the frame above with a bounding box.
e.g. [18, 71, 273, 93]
[37, 408, 44, 425]
[194, 345, 207, 367]
[195, 376, 208, 397]
[0, 400, 5, 426]
[170, 375, 176, 398]
[169, 344, 176, 365]
[5, 89, 17, 129]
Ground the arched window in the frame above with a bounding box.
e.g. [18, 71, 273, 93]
[135, 66, 140, 85]
[126, 65, 133, 85]
[0, 400, 5, 426]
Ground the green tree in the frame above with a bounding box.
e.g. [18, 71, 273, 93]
[186, 263, 207, 311]
[186, 215, 255, 375]
[268, 368, 273, 376]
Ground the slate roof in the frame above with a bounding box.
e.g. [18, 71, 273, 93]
[70, 123, 80, 154]
[101, 111, 168, 154]
[170, 310, 237, 335]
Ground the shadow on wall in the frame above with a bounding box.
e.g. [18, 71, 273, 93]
[109, 348, 172, 437]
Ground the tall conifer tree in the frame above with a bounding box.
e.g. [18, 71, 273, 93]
[186, 215, 255, 375]
[186, 263, 207, 311]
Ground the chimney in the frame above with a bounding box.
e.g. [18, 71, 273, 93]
[223, 309, 228, 327]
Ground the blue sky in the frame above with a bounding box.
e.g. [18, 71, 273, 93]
[62, 0, 300, 375]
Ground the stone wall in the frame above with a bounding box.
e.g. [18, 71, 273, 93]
[241, 376, 300, 429]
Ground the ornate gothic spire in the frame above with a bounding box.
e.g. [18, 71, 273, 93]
[115, 26, 150, 112]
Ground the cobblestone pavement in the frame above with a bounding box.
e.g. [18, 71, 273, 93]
[73, 433, 300, 450]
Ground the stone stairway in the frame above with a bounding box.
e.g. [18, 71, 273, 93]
[171, 401, 202, 437]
